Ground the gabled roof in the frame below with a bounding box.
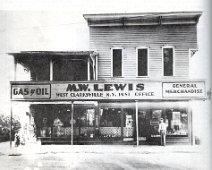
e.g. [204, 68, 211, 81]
[83, 11, 202, 27]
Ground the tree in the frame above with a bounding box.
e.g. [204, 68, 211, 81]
[0, 114, 21, 142]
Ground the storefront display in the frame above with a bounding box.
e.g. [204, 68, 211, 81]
[137, 101, 189, 143]
[25, 100, 189, 144]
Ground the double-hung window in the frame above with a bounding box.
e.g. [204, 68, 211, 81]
[112, 49, 122, 77]
[137, 48, 148, 77]
[163, 47, 174, 76]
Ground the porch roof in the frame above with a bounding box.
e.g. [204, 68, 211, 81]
[9, 51, 97, 57]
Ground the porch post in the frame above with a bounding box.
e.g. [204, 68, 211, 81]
[121, 108, 124, 141]
[71, 102, 74, 145]
[87, 57, 90, 81]
[50, 59, 53, 81]
[10, 103, 13, 148]
[188, 102, 194, 145]
[14, 58, 17, 81]
[95, 55, 98, 80]
[136, 101, 139, 146]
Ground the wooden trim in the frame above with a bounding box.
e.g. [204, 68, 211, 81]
[121, 108, 124, 140]
[71, 102, 74, 145]
[188, 101, 194, 145]
[84, 12, 202, 27]
[87, 57, 91, 81]
[136, 101, 139, 146]
[10, 104, 13, 148]
[96, 55, 98, 80]
[14, 58, 17, 81]
[50, 59, 53, 81]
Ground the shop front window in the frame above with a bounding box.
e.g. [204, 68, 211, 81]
[100, 108, 121, 127]
[138, 101, 188, 139]
[31, 104, 97, 139]
[74, 105, 96, 138]
[99, 102, 135, 139]
[165, 109, 188, 136]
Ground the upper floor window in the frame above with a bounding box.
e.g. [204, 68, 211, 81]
[112, 49, 122, 77]
[137, 48, 148, 76]
[163, 47, 174, 76]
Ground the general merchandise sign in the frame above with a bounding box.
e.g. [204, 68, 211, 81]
[162, 82, 206, 98]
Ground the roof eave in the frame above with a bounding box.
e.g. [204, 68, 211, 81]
[83, 11, 202, 27]
[8, 51, 98, 57]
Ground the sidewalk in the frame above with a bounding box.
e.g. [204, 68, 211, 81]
[0, 141, 203, 156]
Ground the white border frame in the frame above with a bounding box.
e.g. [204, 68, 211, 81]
[162, 46, 175, 77]
[136, 47, 149, 77]
[111, 47, 123, 77]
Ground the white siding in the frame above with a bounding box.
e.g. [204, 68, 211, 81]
[89, 25, 197, 79]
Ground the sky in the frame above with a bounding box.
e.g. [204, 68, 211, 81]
[0, 0, 211, 115]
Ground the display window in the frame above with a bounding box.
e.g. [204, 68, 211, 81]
[73, 104, 96, 138]
[29, 101, 189, 144]
[31, 104, 72, 138]
[138, 101, 189, 138]
[99, 102, 135, 138]
[30, 104, 98, 139]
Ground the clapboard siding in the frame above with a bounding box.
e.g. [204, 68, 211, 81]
[89, 25, 197, 79]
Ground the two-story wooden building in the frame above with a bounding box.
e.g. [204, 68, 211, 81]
[10, 11, 206, 145]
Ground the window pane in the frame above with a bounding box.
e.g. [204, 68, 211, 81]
[99, 102, 135, 138]
[113, 49, 122, 77]
[138, 49, 148, 76]
[100, 108, 121, 127]
[163, 48, 173, 76]
[138, 101, 188, 139]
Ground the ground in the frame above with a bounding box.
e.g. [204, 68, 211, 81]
[0, 142, 211, 170]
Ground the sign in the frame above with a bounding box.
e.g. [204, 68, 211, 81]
[11, 81, 206, 101]
[51, 82, 162, 100]
[162, 82, 206, 98]
[11, 84, 50, 100]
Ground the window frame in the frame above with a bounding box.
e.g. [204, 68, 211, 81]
[162, 46, 175, 77]
[136, 47, 149, 77]
[111, 47, 123, 77]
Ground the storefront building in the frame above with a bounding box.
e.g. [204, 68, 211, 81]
[10, 11, 206, 145]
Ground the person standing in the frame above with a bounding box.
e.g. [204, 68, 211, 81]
[158, 118, 168, 146]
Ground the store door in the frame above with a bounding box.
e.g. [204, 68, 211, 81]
[138, 109, 151, 144]
[73, 103, 97, 144]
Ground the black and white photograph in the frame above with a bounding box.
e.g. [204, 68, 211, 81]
[0, 0, 211, 169]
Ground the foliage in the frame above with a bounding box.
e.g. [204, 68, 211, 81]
[0, 114, 21, 141]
